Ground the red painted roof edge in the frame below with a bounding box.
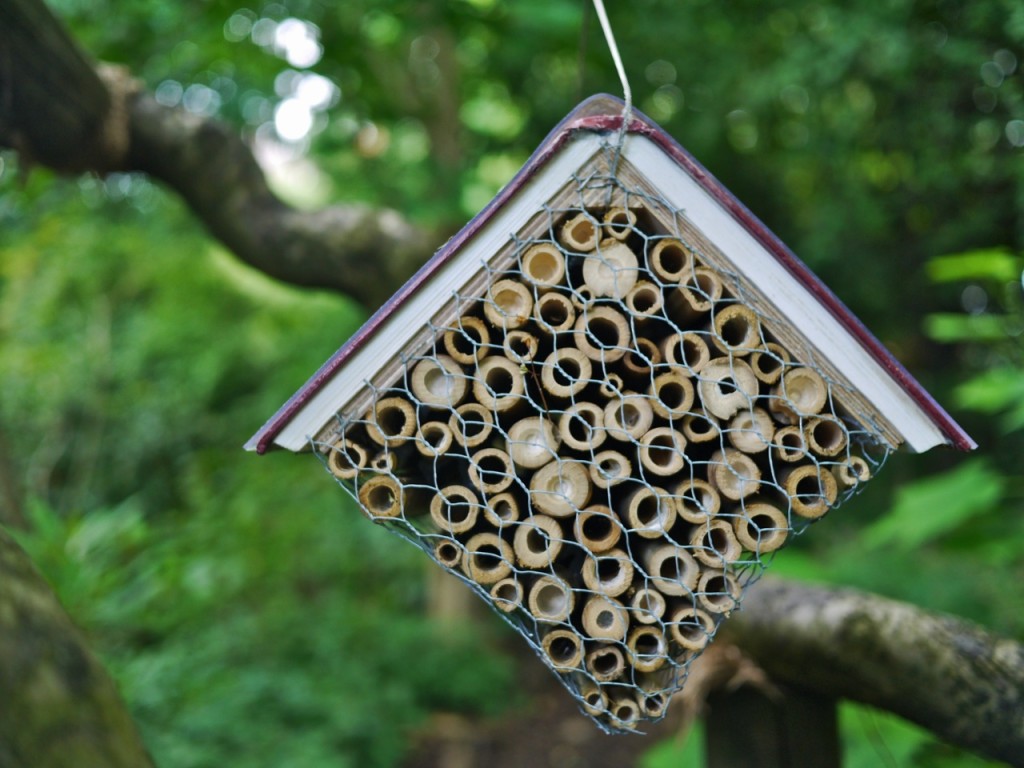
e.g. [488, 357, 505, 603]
[248, 94, 975, 453]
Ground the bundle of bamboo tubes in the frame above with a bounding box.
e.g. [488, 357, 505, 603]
[323, 202, 876, 731]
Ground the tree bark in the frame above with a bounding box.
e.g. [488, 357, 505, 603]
[0, 526, 154, 768]
[720, 579, 1024, 766]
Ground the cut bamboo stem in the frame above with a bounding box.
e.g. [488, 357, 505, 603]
[660, 331, 712, 373]
[773, 425, 808, 463]
[570, 285, 595, 310]
[621, 337, 660, 381]
[726, 407, 775, 454]
[581, 595, 629, 641]
[667, 266, 723, 322]
[805, 416, 850, 457]
[502, 329, 539, 364]
[783, 464, 839, 519]
[528, 459, 592, 517]
[648, 238, 693, 284]
[585, 644, 626, 683]
[581, 548, 635, 597]
[370, 450, 396, 474]
[528, 574, 575, 623]
[636, 687, 670, 720]
[710, 448, 762, 500]
[771, 367, 829, 423]
[490, 577, 523, 613]
[448, 402, 494, 448]
[602, 206, 637, 240]
[638, 427, 688, 477]
[429, 484, 480, 534]
[513, 514, 564, 569]
[690, 519, 744, 568]
[698, 359, 759, 420]
[365, 396, 417, 447]
[608, 695, 642, 729]
[603, 392, 655, 442]
[443, 316, 490, 366]
[559, 402, 607, 451]
[674, 478, 722, 524]
[668, 604, 715, 651]
[540, 347, 592, 399]
[588, 449, 633, 489]
[358, 474, 405, 519]
[560, 211, 600, 252]
[433, 538, 463, 569]
[414, 420, 454, 458]
[627, 626, 669, 673]
[410, 354, 469, 409]
[573, 505, 624, 554]
[682, 409, 721, 444]
[697, 570, 741, 615]
[468, 447, 516, 495]
[506, 416, 560, 470]
[578, 679, 608, 717]
[733, 500, 789, 554]
[520, 242, 566, 291]
[582, 239, 640, 299]
[484, 278, 534, 330]
[327, 437, 368, 480]
[599, 372, 625, 399]
[629, 587, 667, 625]
[542, 629, 584, 670]
[624, 280, 664, 322]
[473, 356, 526, 413]
[711, 304, 761, 357]
[483, 492, 521, 528]
[534, 291, 576, 334]
[648, 370, 695, 420]
[574, 304, 630, 363]
[835, 455, 872, 488]
[461, 532, 514, 585]
[641, 543, 700, 596]
[624, 486, 677, 539]
[750, 342, 790, 385]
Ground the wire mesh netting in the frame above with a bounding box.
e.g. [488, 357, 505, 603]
[311, 144, 892, 733]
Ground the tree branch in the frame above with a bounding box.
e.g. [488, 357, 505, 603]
[720, 579, 1024, 766]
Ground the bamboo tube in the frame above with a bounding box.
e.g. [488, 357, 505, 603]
[473, 356, 526, 413]
[674, 478, 721, 524]
[771, 367, 829, 423]
[638, 427, 688, 477]
[542, 629, 584, 670]
[414, 421, 453, 458]
[637, 687, 670, 720]
[624, 280, 664, 322]
[560, 211, 600, 251]
[490, 577, 523, 613]
[540, 347, 592, 399]
[448, 402, 494, 448]
[690, 519, 744, 568]
[783, 464, 839, 519]
[835, 455, 872, 488]
[667, 604, 715, 651]
[697, 359, 759, 420]
[468, 447, 515, 495]
[648, 371, 695, 420]
[483, 278, 534, 330]
[581, 548, 635, 597]
[649, 238, 693, 284]
[604, 392, 655, 442]
[365, 396, 417, 447]
[629, 587, 667, 625]
[570, 285, 595, 310]
[603, 206, 637, 240]
[624, 485, 677, 538]
[502, 329, 539, 363]
[433, 538, 463, 569]
[585, 644, 626, 683]
[773, 425, 808, 462]
[520, 242, 566, 291]
[661, 331, 712, 374]
[621, 337, 660, 381]
[513, 514, 564, 569]
[529, 459, 592, 517]
[370, 450, 396, 473]
[607, 695, 642, 728]
[533, 291, 576, 334]
[483, 492, 521, 528]
[411, 354, 468, 409]
[578, 679, 608, 717]
[573, 305, 630, 362]
[506, 416, 560, 470]
[358, 474, 404, 519]
[627, 626, 669, 673]
[430, 484, 480, 534]
[443, 316, 490, 366]
[805, 416, 850, 457]
[726, 407, 776, 454]
[588, 449, 633, 489]
[641, 543, 700, 596]
[461, 532, 514, 585]
[558, 402, 607, 452]
[573, 506, 623, 554]
[711, 304, 761, 357]
[709, 448, 761, 500]
[750, 342, 790, 385]
[581, 595, 629, 642]
[697, 570, 741, 615]
[528, 574, 575, 623]
[667, 267, 723, 322]
[732, 500, 789, 554]
[682, 409, 720, 444]
[599, 372, 625, 399]
[582, 239, 640, 299]
[327, 437, 368, 480]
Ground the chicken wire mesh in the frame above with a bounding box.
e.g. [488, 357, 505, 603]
[310, 143, 892, 733]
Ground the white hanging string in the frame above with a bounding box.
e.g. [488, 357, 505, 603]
[591, 0, 633, 144]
